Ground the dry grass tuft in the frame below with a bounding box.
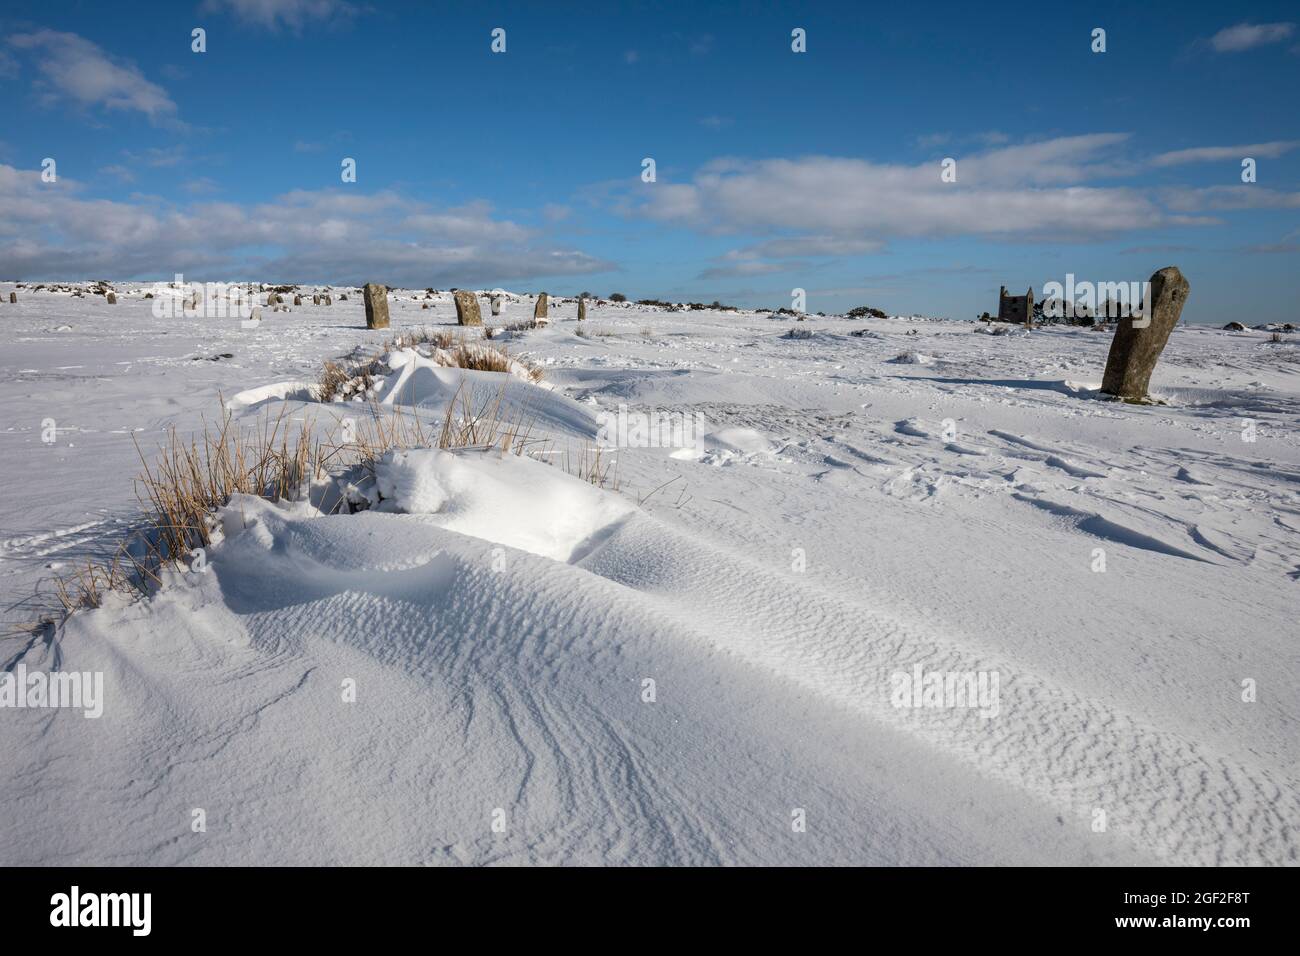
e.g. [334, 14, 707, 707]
[385, 326, 460, 351]
[54, 556, 133, 614]
[39, 359, 588, 624]
[565, 443, 619, 491]
[443, 341, 544, 382]
[133, 405, 325, 560]
[318, 328, 542, 399]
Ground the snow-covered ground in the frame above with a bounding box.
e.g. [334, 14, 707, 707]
[1, 283, 1297, 865]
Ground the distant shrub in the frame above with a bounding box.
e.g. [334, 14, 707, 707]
[609, 292, 627, 302]
[846, 306, 887, 319]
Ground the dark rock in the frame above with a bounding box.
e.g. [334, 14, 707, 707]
[363, 283, 390, 329]
[454, 290, 482, 326]
[1101, 267, 1189, 402]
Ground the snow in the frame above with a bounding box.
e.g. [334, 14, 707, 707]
[1, 284, 1297, 865]
[371, 448, 635, 561]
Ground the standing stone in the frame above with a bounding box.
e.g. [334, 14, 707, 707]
[293, 294, 302, 306]
[106, 292, 117, 304]
[1101, 266, 1189, 402]
[313, 294, 321, 305]
[363, 283, 390, 329]
[491, 295, 503, 316]
[533, 292, 548, 322]
[577, 295, 587, 322]
[453, 290, 483, 326]
[325, 294, 333, 305]
[10, 291, 17, 303]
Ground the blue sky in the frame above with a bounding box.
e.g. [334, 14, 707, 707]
[1, 0, 1298, 321]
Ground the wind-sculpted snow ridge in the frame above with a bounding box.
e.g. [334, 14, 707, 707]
[5, 456, 1129, 866]
[3, 448, 1294, 865]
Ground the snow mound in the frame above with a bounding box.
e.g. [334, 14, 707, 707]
[889, 350, 935, 365]
[226, 380, 317, 411]
[372, 448, 634, 562]
[704, 427, 772, 455]
[373, 349, 599, 439]
[671, 425, 774, 462]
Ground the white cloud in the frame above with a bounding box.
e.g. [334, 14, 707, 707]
[733, 236, 886, 258]
[0, 166, 613, 286]
[182, 177, 220, 195]
[1208, 22, 1295, 53]
[7, 30, 179, 125]
[201, 0, 358, 31]
[699, 261, 790, 279]
[1150, 141, 1300, 166]
[100, 165, 136, 184]
[688, 35, 715, 56]
[633, 135, 1157, 241]
[914, 133, 950, 150]
[121, 145, 193, 168]
[1161, 185, 1300, 212]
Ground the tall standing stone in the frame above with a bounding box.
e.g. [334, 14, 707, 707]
[313, 294, 321, 305]
[454, 290, 483, 325]
[491, 295, 503, 316]
[8, 292, 15, 304]
[106, 292, 117, 304]
[363, 283, 390, 329]
[293, 294, 302, 306]
[325, 294, 333, 305]
[1101, 266, 1189, 402]
[533, 292, 548, 323]
[577, 295, 587, 322]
